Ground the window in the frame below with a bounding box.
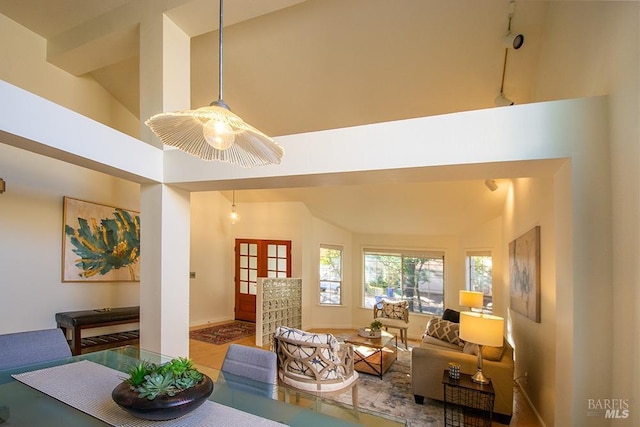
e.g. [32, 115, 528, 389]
[363, 249, 445, 315]
[466, 251, 493, 313]
[320, 245, 342, 305]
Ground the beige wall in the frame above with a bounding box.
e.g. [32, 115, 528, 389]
[0, 14, 139, 138]
[502, 176, 558, 426]
[532, 3, 638, 426]
[189, 192, 234, 326]
[0, 143, 140, 335]
[1, 1, 638, 425]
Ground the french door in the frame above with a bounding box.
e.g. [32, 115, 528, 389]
[234, 239, 292, 322]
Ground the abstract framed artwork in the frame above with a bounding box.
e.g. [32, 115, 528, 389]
[62, 197, 140, 282]
[509, 225, 541, 322]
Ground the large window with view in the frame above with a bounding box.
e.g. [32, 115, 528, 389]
[320, 245, 342, 305]
[466, 251, 493, 313]
[363, 249, 445, 315]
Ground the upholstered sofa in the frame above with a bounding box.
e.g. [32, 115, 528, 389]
[411, 312, 514, 423]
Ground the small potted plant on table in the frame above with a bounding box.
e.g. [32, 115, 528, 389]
[112, 357, 213, 421]
[369, 320, 383, 338]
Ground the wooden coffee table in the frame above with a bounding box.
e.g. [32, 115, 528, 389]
[344, 330, 397, 379]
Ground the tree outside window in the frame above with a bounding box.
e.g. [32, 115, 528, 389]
[363, 249, 444, 315]
[466, 251, 493, 313]
[320, 245, 342, 305]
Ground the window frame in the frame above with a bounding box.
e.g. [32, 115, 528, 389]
[362, 248, 445, 315]
[319, 244, 343, 305]
[465, 250, 493, 314]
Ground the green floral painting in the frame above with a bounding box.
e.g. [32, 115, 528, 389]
[63, 197, 140, 282]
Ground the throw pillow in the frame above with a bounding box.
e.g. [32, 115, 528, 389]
[381, 300, 408, 320]
[424, 317, 464, 346]
[442, 308, 460, 323]
[462, 340, 506, 361]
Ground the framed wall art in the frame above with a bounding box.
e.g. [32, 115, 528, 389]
[509, 225, 541, 322]
[62, 197, 140, 282]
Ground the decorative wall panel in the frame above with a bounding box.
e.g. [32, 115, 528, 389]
[256, 278, 302, 347]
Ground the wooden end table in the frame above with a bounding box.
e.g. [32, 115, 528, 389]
[442, 370, 495, 427]
[344, 330, 397, 379]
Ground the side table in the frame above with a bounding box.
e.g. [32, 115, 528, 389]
[442, 370, 495, 427]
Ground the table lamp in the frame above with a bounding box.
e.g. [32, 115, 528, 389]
[459, 311, 504, 384]
[459, 290, 484, 311]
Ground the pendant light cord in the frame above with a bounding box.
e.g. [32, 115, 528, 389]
[499, 2, 515, 95]
[218, 0, 224, 102]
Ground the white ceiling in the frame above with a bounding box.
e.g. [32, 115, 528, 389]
[0, 0, 558, 236]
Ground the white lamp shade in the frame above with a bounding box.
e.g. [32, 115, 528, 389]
[459, 311, 504, 347]
[459, 290, 484, 309]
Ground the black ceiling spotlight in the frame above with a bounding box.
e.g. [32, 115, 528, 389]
[503, 32, 524, 50]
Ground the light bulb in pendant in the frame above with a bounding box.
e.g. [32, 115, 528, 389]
[203, 119, 235, 150]
[230, 204, 240, 224]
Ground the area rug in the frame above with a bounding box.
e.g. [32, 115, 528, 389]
[328, 340, 443, 427]
[190, 321, 256, 345]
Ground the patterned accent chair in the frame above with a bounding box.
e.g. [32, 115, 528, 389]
[373, 300, 410, 348]
[273, 326, 359, 410]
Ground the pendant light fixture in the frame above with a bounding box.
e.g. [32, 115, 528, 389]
[145, 0, 284, 167]
[229, 190, 240, 224]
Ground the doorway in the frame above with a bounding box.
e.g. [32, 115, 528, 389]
[234, 239, 292, 322]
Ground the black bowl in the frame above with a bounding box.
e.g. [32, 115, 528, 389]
[112, 375, 214, 421]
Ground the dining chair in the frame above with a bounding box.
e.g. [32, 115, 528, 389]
[221, 343, 278, 398]
[0, 328, 72, 370]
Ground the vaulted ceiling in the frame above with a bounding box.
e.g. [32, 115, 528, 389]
[0, 0, 558, 235]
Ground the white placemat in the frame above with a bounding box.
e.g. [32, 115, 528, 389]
[12, 360, 285, 427]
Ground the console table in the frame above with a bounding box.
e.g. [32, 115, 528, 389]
[55, 306, 139, 355]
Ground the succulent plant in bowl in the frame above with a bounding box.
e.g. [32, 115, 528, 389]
[112, 357, 213, 420]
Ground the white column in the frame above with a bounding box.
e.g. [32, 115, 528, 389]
[138, 11, 191, 356]
[140, 183, 191, 357]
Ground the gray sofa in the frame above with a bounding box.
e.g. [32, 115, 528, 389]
[410, 317, 514, 423]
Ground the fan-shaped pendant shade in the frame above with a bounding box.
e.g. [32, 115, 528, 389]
[144, 0, 284, 168]
[145, 103, 284, 167]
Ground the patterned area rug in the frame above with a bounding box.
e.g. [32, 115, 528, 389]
[328, 340, 444, 427]
[190, 321, 256, 345]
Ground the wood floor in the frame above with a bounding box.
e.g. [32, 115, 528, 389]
[189, 324, 542, 427]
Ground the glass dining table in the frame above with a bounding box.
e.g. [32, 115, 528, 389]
[0, 346, 406, 427]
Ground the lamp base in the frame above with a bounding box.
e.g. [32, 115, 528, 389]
[471, 369, 491, 384]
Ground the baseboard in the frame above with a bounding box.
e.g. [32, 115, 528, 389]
[190, 317, 235, 329]
[303, 323, 355, 330]
[515, 378, 547, 427]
